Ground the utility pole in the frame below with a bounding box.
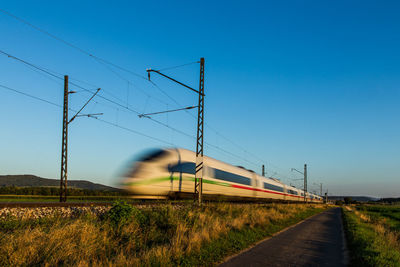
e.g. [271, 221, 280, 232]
[325, 189, 328, 203]
[262, 164, 265, 177]
[304, 164, 307, 203]
[60, 75, 68, 202]
[291, 165, 307, 203]
[320, 183, 322, 196]
[194, 58, 205, 205]
[146, 58, 205, 205]
[60, 75, 101, 202]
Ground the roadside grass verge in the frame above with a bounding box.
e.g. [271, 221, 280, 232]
[342, 205, 400, 267]
[0, 202, 327, 266]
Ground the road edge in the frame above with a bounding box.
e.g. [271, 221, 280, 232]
[220, 207, 334, 265]
[340, 208, 350, 266]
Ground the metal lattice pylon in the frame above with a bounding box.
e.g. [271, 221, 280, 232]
[60, 75, 68, 202]
[194, 58, 205, 205]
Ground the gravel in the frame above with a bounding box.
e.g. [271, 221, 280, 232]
[0, 206, 111, 219]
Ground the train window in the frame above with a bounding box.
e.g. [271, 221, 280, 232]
[263, 183, 283, 192]
[212, 169, 251, 186]
[168, 162, 195, 174]
[168, 163, 251, 186]
[287, 190, 298, 195]
[137, 149, 169, 162]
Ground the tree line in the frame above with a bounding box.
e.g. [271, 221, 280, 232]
[0, 186, 129, 196]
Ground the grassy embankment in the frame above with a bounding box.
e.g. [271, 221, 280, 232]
[342, 205, 400, 267]
[0, 202, 327, 266]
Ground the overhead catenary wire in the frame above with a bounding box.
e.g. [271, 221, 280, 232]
[139, 105, 197, 118]
[157, 61, 200, 72]
[0, 9, 203, 111]
[2, 7, 201, 119]
[0, 83, 62, 108]
[0, 8, 294, 179]
[5, 79, 294, 171]
[0, 80, 288, 181]
[5, 49, 287, 180]
[0, 8, 147, 81]
[0, 24, 290, 181]
[0, 49, 195, 140]
[0, 8, 283, 173]
[1, 78, 263, 176]
[90, 56, 171, 106]
[0, 83, 174, 146]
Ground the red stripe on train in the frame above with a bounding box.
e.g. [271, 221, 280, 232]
[231, 184, 313, 199]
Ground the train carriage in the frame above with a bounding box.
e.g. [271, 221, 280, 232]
[121, 148, 323, 203]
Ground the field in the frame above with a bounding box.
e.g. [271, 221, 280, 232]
[342, 205, 400, 267]
[0, 195, 130, 203]
[0, 202, 327, 266]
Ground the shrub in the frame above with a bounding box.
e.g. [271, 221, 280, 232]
[106, 200, 134, 227]
[132, 206, 148, 227]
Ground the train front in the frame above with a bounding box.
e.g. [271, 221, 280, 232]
[121, 148, 177, 199]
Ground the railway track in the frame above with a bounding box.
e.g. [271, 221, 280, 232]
[0, 200, 191, 208]
[0, 200, 318, 208]
[0, 202, 114, 208]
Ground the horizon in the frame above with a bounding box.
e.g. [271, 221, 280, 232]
[0, 173, 389, 199]
[1, 1, 399, 198]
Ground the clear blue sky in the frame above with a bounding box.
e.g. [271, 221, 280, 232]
[0, 1, 399, 197]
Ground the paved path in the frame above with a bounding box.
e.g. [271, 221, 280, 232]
[220, 207, 348, 267]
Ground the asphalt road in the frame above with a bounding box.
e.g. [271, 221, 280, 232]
[220, 207, 348, 267]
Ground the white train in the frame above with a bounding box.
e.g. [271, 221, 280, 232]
[121, 148, 323, 203]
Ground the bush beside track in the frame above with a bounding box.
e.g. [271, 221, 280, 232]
[0, 202, 328, 266]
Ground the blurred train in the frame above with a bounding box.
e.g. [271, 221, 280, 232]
[121, 148, 323, 203]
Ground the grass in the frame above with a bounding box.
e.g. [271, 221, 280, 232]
[357, 205, 400, 231]
[0, 202, 327, 266]
[0, 195, 132, 202]
[342, 205, 400, 267]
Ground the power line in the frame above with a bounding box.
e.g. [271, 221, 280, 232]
[0, 50, 63, 81]
[0, 83, 61, 108]
[0, 83, 174, 146]
[0, 80, 264, 177]
[91, 56, 171, 106]
[0, 48, 199, 142]
[158, 61, 200, 72]
[0, 81, 287, 180]
[0, 8, 205, 111]
[146, 67, 281, 172]
[1, 9, 267, 169]
[93, 117, 174, 145]
[0, 38, 292, 180]
[0, 48, 284, 176]
[139, 105, 197, 118]
[0, 8, 147, 80]
[0, 9, 290, 175]
[0, 8, 191, 107]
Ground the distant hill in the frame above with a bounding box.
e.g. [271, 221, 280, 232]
[328, 196, 379, 202]
[0, 175, 120, 191]
[377, 197, 400, 203]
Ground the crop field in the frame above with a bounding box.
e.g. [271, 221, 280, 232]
[358, 205, 400, 231]
[342, 205, 400, 267]
[0, 202, 327, 266]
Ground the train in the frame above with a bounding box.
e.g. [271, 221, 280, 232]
[121, 148, 323, 203]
